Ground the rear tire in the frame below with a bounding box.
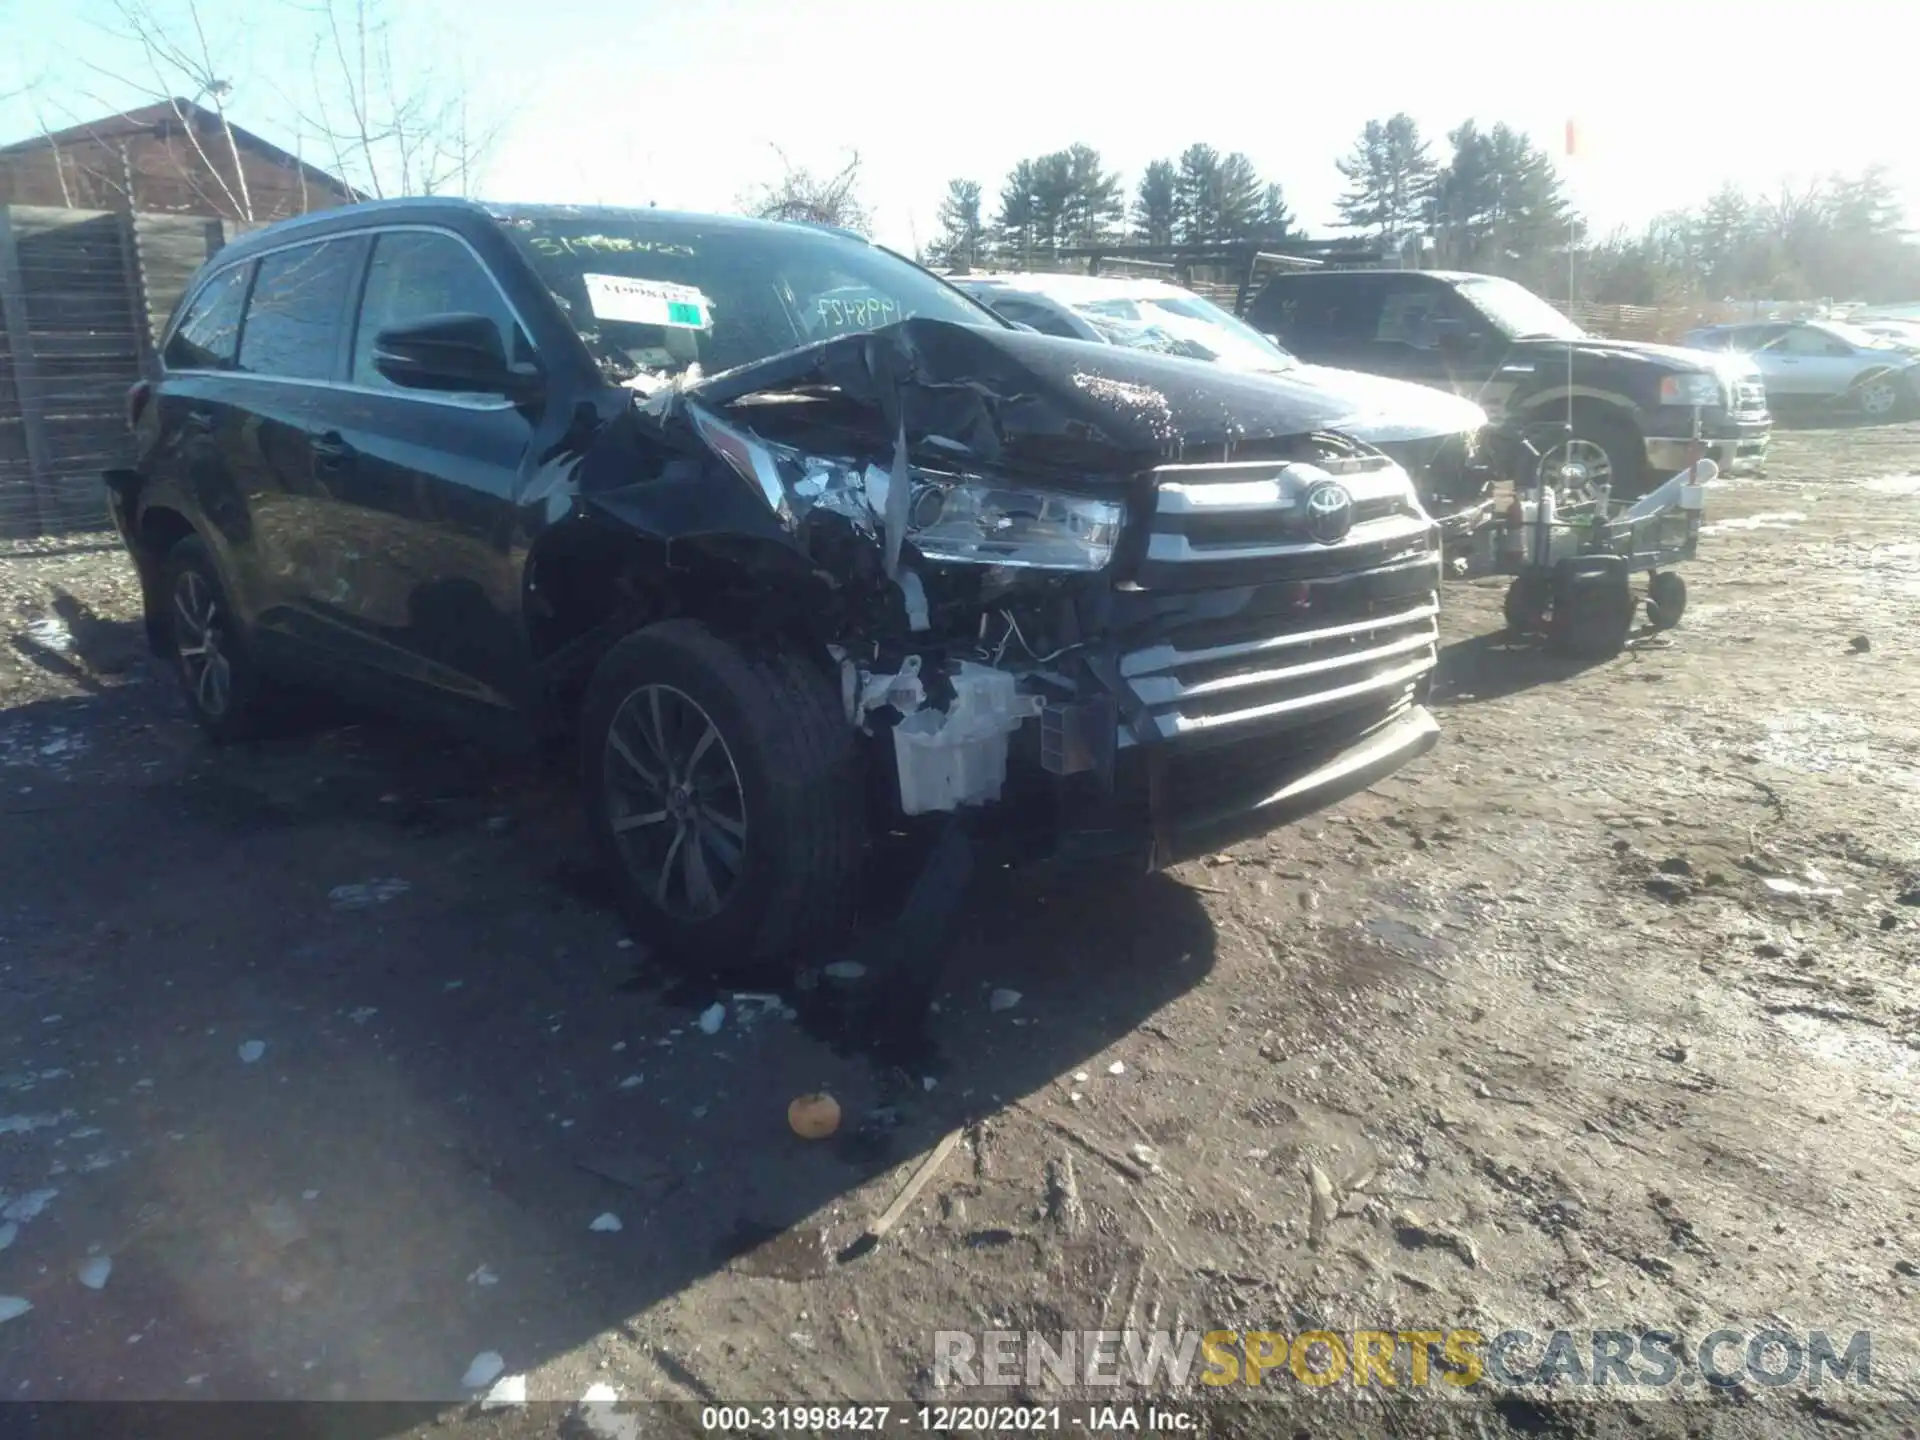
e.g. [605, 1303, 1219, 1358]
[1852, 373, 1909, 422]
[159, 535, 271, 744]
[579, 620, 865, 976]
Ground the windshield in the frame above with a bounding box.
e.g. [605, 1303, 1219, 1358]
[495, 211, 1003, 389]
[1452, 275, 1585, 341]
[1817, 320, 1899, 351]
[1069, 292, 1298, 372]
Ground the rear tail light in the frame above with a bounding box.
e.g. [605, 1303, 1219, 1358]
[126, 380, 153, 430]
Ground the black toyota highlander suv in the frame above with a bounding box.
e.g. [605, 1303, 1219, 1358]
[1247, 269, 1771, 498]
[108, 200, 1443, 970]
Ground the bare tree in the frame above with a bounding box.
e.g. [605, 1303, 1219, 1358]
[292, 0, 503, 200]
[740, 146, 871, 233]
[67, 0, 260, 220]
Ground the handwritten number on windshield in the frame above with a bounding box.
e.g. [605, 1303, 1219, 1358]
[816, 295, 900, 329]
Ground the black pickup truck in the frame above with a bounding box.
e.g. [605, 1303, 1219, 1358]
[1246, 269, 1771, 498]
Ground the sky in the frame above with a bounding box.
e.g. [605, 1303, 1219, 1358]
[4, 0, 1915, 253]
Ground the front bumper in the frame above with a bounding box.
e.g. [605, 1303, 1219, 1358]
[1645, 405, 1770, 476]
[999, 451, 1443, 869]
[1645, 433, 1768, 475]
[1048, 702, 1439, 869]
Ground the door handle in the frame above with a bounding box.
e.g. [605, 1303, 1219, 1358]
[311, 432, 356, 467]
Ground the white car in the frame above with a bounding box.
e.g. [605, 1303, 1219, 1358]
[951, 272, 1497, 525]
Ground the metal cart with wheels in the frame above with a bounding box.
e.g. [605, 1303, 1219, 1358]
[1493, 455, 1712, 659]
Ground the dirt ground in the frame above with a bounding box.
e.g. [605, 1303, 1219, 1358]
[2, 423, 1917, 1435]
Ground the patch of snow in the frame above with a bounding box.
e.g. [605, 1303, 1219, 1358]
[0, 1297, 31, 1324]
[988, 988, 1022, 1013]
[1699, 510, 1805, 535]
[0, 1114, 60, 1136]
[76, 1255, 112, 1290]
[237, 1041, 266, 1064]
[468, 1264, 499, 1287]
[697, 1003, 725, 1035]
[481, 1374, 527, 1409]
[460, 1351, 505, 1389]
[1862, 474, 1920, 496]
[2, 1189, 58, 1223]
[589, 1212, 623, 1233]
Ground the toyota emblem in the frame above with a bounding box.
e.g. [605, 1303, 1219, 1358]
[1302, 480, 1355, 544]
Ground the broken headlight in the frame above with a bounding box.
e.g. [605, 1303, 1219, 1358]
[905, 477, 1125, 571]
[688, 401, 1126, 573]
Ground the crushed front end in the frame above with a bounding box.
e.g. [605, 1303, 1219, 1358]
[627, 318, 1441, 871]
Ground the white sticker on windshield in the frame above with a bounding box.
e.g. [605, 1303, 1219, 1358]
[583, 273, 712, 330]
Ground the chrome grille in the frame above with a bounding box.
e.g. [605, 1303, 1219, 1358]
[1119, 456, 1441, 745]
[1732, 379, 1768, 419]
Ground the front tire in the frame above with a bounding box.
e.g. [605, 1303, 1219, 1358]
[579, 620, 865, 975]
[159, 535, 271, 743]
[1532, 411, 1647, 502]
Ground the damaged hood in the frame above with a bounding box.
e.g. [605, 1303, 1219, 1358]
[693, 317, 1391, 473]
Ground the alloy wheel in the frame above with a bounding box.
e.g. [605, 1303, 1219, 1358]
[172, 569, 232, 718]
[602, 683, 748, 921]
[1857, 379, 1899, 418]
[1535, 437, 1613, 505]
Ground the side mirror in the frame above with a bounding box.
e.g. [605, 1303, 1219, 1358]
[373, 313, 541, 400]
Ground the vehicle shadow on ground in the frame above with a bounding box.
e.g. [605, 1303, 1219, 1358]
[2, 681, 1218, 1410]
[1431, 627, 1609, 706]
[6, 587, 150, 696]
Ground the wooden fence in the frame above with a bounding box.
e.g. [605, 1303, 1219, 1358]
[0, 204, 234, 538]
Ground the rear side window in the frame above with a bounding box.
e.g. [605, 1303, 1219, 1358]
[163, 266, 249, 370]
[350, 230, 526, 393]
[237, 238, 360, 380]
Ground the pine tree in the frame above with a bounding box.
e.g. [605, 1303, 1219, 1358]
[929, 179, 985, 270]
[1058, 144, 1124, 246]
[996, 160, 1039, 264]
[1173, 143, 1223, 245]
[1214, 152, 1264, 241]
[1254, 182, 1294, 244]
[1132, 160, 1177, 246]
[1335, 113, 1436, 246]
[1432, 120, 1576, 281]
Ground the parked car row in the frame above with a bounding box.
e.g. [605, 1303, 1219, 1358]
[948, 272, 1498, 530]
